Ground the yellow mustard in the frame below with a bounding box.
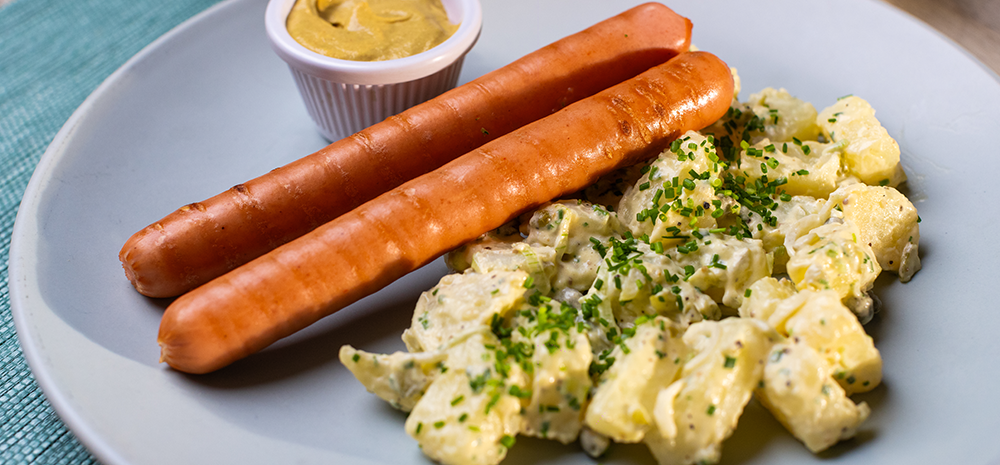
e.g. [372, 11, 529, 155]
[286, 0, 459, 61]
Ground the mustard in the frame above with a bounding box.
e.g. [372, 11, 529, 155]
[286, 0, 459, 61]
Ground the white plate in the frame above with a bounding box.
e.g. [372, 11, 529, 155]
[10, 0, 1000, 463]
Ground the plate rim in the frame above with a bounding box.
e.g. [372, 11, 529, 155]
[7, 0, 1000, 464]
[8, 0, 249, 463]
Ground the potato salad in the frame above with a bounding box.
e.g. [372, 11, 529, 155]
[339, 76, 921, 464]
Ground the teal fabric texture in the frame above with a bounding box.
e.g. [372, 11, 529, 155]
[0, 0, 222, 462]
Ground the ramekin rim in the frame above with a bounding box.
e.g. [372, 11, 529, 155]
[264, 0, 482, 85]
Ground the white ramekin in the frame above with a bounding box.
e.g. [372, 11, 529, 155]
[265, 0, 483, 141]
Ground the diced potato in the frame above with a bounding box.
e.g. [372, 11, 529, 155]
[445, 227, 523, 273]
[776, 198, 835, 253]
[447, 199, 621, 295]
[746, 288, 882, 395]
[643, 318, 776, 465]
[701, 87, 818, 164]
[785, 218, 881, 322]
[585, 317, 688, 442]
[524, 200, 621, 292]
[584, 239, 719, 330]
[339, 346, 447, 411]
[756, 342, 871, 452]
[737, 276, 798, 321]
[736, 139, 841, 198]
[404, 332, 526, 465]
[746, 196, 827, 273]
[670, 234, 770, 310]
[745, 88, 821, 143]
[779, 290, 882, 394]
[403, 270, 529, 352]
[817, 96, 905, 187]
[445, 234, 559, 295]
[516, 324, 593, 444]
[618, 131, 725, 242]
[834, 183, 921, 281]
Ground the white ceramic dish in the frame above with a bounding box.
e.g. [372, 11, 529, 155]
[9, 0, 1000, 464]
[265, 0, 483, 140]
[265, 0, 481, 84]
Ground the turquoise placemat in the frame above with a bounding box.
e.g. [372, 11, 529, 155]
[0, 0, 223, 462]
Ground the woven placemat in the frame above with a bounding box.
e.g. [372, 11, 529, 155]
[0, 0, 222, 462]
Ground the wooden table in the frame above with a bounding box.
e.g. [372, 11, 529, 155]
[885, 0, 1000, 75]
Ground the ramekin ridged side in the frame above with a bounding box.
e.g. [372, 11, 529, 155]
[288, 56, 465, 141]
[265, 0, 482, 141]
